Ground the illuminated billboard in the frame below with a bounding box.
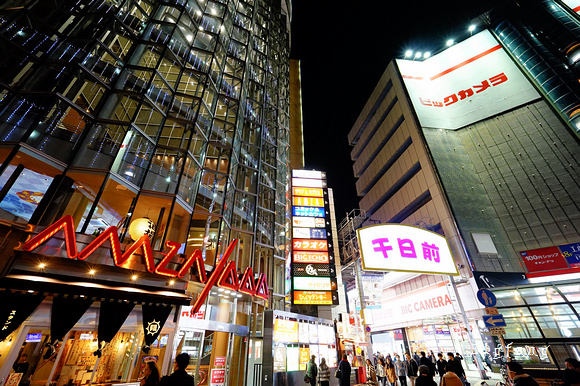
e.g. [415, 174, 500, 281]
[293, 206, 325, 217]
[294, 291, 333, 305]
[293, 251, 329, 264]
[291, 169, 338, 305]
[357, 224, 459, 275]
[273, 317, 299, 342]
[396, 30, 539, 130]
[292, 187, 324, 197]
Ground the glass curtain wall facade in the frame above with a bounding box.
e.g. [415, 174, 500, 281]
[0, 0, 290, 304]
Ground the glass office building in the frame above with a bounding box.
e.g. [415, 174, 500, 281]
[0, 0, 291, 385]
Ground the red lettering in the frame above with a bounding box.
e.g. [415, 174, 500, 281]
[23, 215, 78, 258]
[118, 235, 156, 273]
[437, 296, 444, 307]
[444, 294, 452, 305]
[76, 226, 122, 262]
[178, 249, 206, 281]
[154, 241, 181, 277]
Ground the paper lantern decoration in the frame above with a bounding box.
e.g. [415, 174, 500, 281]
[128, 218, 156, 241]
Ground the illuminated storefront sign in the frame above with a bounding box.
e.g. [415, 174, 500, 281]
[293, 277, 331, 291]
[299, 347, 310, 370]
[357, 223, 459, 275]
[292, 263, 330, 277]
[286, 346, 299, 371]
[397, 30, 539, 130]
[294, 291, 333, 305]
[292, 187, 324, 198]
[292, 227, 327, 240]
[292, 170, 325, 179]
[293, 251, 329, 264]
[293, 239, 328, 251]
[293, 206, 325, 217]
[292, 178, 325, 188]
[273, 318, 299, 342]
[20, 216, 269, 314]
[293, 217, 326, 228]
[292, 196, 324, 207]
[519, 246, 569, 273]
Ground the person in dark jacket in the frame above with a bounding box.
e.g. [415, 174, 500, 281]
[436, 353, 448, 377]
[405, 353, 419, 386]
[419, 352, 435, 376]
[564, 358, 580, 386]
[447, 352, 465, 386]
[140, 361, 160, 386]
[507, 361, 539, 386]
[338, 354, 352, 386]
[416, 365, 437, 386]
[159, 353, 194, 386]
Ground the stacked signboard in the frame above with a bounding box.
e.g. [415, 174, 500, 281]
[291, 170, 338, 306]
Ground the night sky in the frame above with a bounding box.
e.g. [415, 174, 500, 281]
[289, 0, 503, 221]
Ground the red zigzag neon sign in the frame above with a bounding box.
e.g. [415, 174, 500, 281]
[21, 216, 269, 313]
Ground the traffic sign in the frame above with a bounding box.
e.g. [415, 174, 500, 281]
[489, 327, 505, 336]
[477, 288, 497, 307]
[365, 326, 372, 333]
[483, 314, 507, 328]
[485, 307, 499, 315]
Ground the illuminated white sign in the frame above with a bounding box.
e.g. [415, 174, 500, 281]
[292, 170, 325, 179]
[562, 0, 580, 14]
[396, 30, 539, 130]
[293, 277, 332, 291]
[293, 217, 326, 228]
[357, 224, 459, 275]
[292, 178, 325, 188]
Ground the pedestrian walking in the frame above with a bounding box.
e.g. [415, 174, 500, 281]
[386, 357, 398, 386]
[436, 353, 447, 377]
[447, 352, 466, 386]
[405, 353, 419, 386]
[563, 358, 580, 386]
[338, 354, 352, 386]
[419, 352, 435, 376]
[416, 365, 437, 386]
[395, 354, 408, 386]
[506, 362, 540, 386]
[140, 362, 160, 386]
[318, 357, 330, 386]
[440, 364, 463, 386]
[306, 355, 318, 386]
[366, 359, 378, 385]
[377, 358, 387, 386]
[159, 353, 194, 386]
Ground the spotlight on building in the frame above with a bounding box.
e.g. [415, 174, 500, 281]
[414, 52, 422, 59]
[423, 52, 431, 59]
[469, 25, 476, 33]
[405, 50, 413, 58]
[446, 39, 455, 47]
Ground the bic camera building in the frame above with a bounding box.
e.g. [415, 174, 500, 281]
[0, 0, 293, 385]
[346, 0, 580, 375]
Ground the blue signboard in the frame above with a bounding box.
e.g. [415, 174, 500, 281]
[483, 314, 507, 328]
[26, 333, 42, 342]
[560, 242, 580, 268]
[477, 288, 497, 307]
[310, 229, 327, 239]
[293, 206, 325, 218]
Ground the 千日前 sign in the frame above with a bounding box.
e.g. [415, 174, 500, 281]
[357, 224, 459, 275]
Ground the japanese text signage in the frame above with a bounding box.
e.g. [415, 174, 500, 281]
[519, 246, 570, 273]
[291, 169, 338, 305]
[396, 30, 539, 130]
[357, 224, 459, 275]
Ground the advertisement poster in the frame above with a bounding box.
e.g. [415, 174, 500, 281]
[273, 346, 286, 372]
[520, 246, 569, 273]
[309, 323, 319, 343]
[210, 369, 225, 386]
[560, 242, 580, 268]
[328, 345, 338, 367]
[299, 322, 309, 343]
[287, 346, 300, 372]
[273, 317, 298, 342]
[299, 347, 310, 371]
[318, 345, 329, 365]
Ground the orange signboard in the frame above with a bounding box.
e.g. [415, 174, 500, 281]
[273, 318, 299, 343]
[299, 347, 310, 371]
[293, 251, 329, 264]
[294, 291, 333, 305]
[292, 187, 324, 198]
[293, 239, 328, 252]
[293, 196, 324, 207]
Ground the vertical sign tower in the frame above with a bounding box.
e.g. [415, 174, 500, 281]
[291, 170, 338, 306]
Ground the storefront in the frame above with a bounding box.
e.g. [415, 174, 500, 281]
[0, 215, 269, 386]
[483, 280, 580, 376]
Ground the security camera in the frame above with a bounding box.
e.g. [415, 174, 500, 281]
[458, 264, 465, 269]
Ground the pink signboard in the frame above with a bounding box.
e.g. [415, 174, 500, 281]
[214, 356, 226, 367]
[211, 369, 225, 385]
[520, 246, 569, 273]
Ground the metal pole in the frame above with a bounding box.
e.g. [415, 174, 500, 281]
[448, 276, 488, 380]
